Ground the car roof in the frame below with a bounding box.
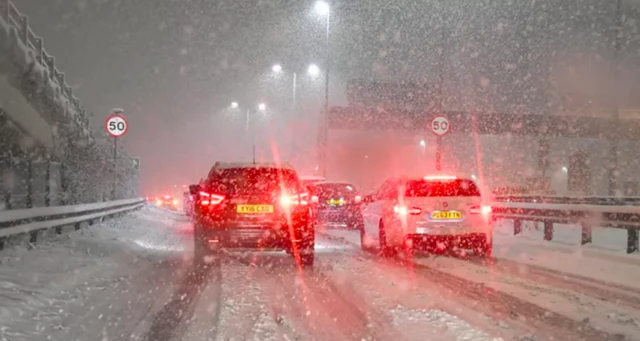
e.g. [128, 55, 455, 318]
[212, 162, 295, 170]
[310, 180, 356, 186]
[388, 175, 475, 182]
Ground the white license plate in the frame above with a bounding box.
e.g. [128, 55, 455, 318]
[416, 227, 428, 234]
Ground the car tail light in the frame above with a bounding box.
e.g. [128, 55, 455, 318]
[393, 205, 421, 216]
[199, 192, 224, 206]
[155, 199, 162, 205]
[470, 205, 492, 215]
[280, 193, 310, 206]
[354, 195, 362, 203]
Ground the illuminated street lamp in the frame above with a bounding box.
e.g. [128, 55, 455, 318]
[258, 103, 267, 111]
[230, 101, 239, 109]
[314, 1, 330, 16]
[271, 64, 282, 73]
[307, 64, 320, 77]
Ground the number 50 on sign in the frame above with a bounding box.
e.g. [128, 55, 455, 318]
[431, 115, 450, 136]
[106, 113, 128, 138]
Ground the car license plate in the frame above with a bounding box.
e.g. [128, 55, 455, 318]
[236, 205, 274, 214]
[430, 211, 462, 220]
[416, 227, 428, 234]
[327, 198, 345, 205]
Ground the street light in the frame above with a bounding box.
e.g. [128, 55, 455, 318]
[314, 1, 330, 16]
[313, 1, 331, 177]
[230, 101, 239, 109]
[258, 103, 267, 111]
[307, 64, 320, 77]
[271, 64, 282, 73]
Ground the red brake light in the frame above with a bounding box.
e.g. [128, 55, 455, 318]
[199, 192, 224, 206]
[470, 205, 491, 215]
[281, 193, 310, 206]
[393, 205, 421, 215]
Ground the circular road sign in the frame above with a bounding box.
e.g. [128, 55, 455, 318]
[105, 113, 128, 138]
[430, 115, 450, 136]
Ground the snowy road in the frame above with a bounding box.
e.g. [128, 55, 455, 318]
[1, 206, 638, 341]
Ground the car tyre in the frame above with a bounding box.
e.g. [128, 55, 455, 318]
[294, 222, 315, 267]
[378, 220, 397, 257]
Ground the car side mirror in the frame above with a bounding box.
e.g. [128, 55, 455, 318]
[189, 184, 200, 195]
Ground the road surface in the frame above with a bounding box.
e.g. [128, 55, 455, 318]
[0, 206, 638, 341]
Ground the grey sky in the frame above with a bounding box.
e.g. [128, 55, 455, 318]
[17, 0, 640, 194]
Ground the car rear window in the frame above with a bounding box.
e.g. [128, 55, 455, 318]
[404, 179, 481, 197]
[311, 183, 358, 198]
[207, 168, 299, 194]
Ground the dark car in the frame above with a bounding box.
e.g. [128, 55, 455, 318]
[190, 162, 315, 267]
[307, 181, 364, 230]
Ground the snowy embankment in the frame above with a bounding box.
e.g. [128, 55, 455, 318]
[0, 206, 192, 341]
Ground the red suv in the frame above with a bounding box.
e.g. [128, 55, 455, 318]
[190, 163, 315, 267]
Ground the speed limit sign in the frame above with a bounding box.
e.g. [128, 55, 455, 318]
[105, 113, 128, 138]
[431, 115, 450, 136]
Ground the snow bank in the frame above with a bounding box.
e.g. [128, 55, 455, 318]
[0, 206, 190, 339]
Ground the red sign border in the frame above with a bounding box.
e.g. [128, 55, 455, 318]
[430, 114, 451, 137]
[105, 113, 129, 138]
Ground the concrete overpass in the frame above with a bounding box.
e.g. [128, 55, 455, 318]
[0, 0, 137, 209]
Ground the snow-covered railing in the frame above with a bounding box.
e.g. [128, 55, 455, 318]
[0, 198, 145, 250]
[0, 0, 88, 130]
[491, 198, 640, 254]
[495, 195, 640, 206]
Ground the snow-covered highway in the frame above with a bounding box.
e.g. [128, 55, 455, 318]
[1, 206, 638, 341]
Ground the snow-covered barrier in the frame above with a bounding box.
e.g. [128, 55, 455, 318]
[492, 195, 640, 254]
[0, 198, 145, 249]
[0, 0, 91, 142]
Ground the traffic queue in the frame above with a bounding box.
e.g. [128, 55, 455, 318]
[177, 169, 492, 260]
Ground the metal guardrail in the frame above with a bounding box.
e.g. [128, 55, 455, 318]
[0, 0, 87, 128]
[495, 195, 640, 206]
[0, 198, 145, 250]
[492, 196, 640, 254]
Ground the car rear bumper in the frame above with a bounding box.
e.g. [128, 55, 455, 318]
[314, 208, 362, 228]
[195, 222, 314, 250]
[405, 232, 489, 250]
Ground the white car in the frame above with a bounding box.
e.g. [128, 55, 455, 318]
[360, 175, 492, 257]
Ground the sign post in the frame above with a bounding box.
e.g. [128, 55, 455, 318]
[105, 109, 128, 200]
[430, 115, 450, 171]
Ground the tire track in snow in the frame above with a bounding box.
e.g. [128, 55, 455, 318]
[142, 259, 222, 341]
[228, 251, 404, 341]
[319, 230, 625, 340]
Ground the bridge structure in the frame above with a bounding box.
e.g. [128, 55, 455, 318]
[0, 0, 139, 210]
[324, 81, 640, 196]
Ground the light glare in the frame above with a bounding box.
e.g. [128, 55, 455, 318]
[315, 1, 330, 16]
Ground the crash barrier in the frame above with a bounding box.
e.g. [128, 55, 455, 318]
[0, 198, 145, 250]
[492, 196, 640, 254]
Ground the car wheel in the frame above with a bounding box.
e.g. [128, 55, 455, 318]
[358, 221, 371, 251]
[474, 236, 493, 259]
[293, 222, 315, 267]
[378, 220, 397, 257]
[193, 226, 219, 271]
